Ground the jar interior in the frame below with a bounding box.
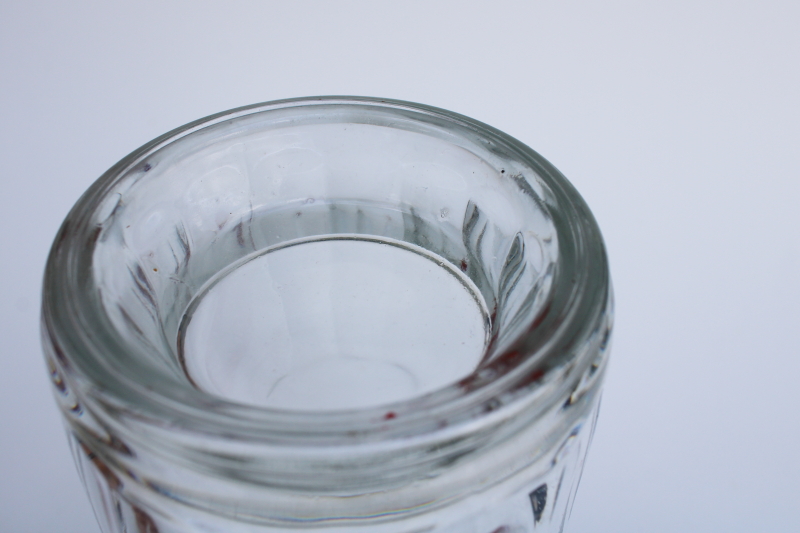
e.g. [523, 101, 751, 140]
[90, 105, 559, 410]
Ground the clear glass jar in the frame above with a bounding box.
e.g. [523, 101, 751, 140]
[41, 97, 612, 533]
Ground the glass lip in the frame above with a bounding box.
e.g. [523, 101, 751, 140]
[41, 96, 611, 446]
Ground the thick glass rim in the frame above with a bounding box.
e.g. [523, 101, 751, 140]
[42, 96, 611, 449]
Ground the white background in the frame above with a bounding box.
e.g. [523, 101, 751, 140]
[1, 1, 798, 531]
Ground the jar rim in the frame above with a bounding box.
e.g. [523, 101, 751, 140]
[42, 96, 611, 450]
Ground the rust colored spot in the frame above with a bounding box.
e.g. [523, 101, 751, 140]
[87, 225, 102, 247]
[52, 341, 69, 367]
[529, 368, 545, 382]
[528, 301, 552, 332]
[133, 505, 159, 532]
[460, 259, 468, 272]
[235, 222, 245, 246]
[383, 411, 397, 420]
[482, 330, 500, 365]
[107, 434, 134, 456]
[80, 442, 122, 491]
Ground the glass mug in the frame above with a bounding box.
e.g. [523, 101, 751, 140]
[41, 97, 612, 533]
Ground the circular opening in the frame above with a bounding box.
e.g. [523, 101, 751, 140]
[180, 236, 489, 410]
[44, 97, 610, 439]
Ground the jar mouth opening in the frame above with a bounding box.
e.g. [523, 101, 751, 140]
[42, 96, 611, 444]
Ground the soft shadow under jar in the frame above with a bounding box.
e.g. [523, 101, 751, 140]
[41, 97, 612, 533]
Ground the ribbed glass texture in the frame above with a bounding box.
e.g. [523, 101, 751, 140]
[41, 97, 612, 533]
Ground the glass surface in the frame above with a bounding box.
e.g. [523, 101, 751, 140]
[182, 237, 489, 410]
[41, 96, 612, 533]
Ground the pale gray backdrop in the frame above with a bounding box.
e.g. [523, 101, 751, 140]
[1, 1, 798, 531]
